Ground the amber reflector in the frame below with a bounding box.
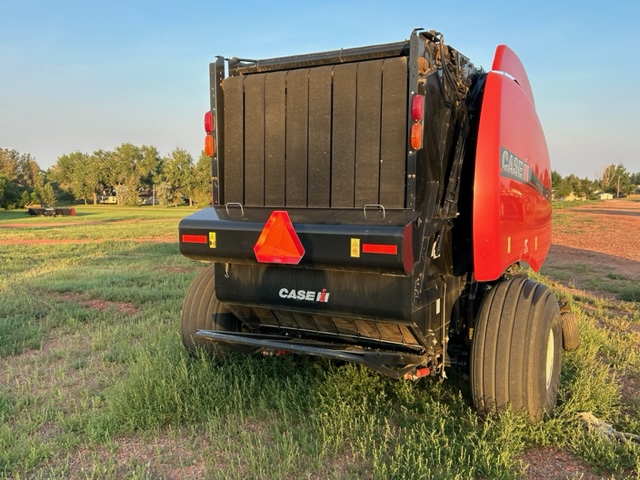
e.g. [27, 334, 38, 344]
[254, 211, 305, 264]
[410, 123, 422, 150]
[204, 134, 215, 156]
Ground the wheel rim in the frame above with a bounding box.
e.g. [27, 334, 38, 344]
[545, 329, 555, 390]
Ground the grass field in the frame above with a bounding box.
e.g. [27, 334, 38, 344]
[1, 205, 639, 479]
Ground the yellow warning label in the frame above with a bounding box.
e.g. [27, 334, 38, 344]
[350, 238, 360, 258]
[209, 232, 216, 249]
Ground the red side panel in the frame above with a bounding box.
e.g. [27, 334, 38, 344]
[491, 45, 535, 106]
[473, 48, 551, 282]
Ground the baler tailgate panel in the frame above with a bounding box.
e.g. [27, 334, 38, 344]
[222, 57, 408, 209]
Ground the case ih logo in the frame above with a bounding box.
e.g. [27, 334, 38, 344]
[279, 288, 330, 303]
[500, 146, 552, 201]
[500, 147, 530, 183]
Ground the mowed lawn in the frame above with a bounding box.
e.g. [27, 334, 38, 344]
[0, 205, 639, 479]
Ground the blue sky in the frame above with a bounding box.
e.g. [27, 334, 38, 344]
[1, 0, 638, 179]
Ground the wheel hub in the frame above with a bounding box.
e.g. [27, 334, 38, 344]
[545, 330, 555, 389]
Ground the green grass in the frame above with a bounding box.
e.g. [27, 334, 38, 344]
[0, 206, 638, 479]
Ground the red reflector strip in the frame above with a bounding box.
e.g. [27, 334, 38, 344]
[182, 234, 208, 244]
[362, 243, 398, 255]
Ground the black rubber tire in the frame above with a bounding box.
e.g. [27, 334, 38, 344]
[561, 311, 580, 351]
[181, 263, 244, 359]
[470, 277, 562, 422]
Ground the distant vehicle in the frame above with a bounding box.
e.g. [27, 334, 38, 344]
[178, 29, 579, 422]
[27, 206, 75, 216]
[98, 195, 117, 204]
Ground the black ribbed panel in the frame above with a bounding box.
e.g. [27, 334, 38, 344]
[223, 76, 245, 204]
[244, 74, 265, 206]
[264, 72, 286, 206]
[307, 66, 333, 207]
[222, 57, 407, 208]
[379, 57, 408, 207]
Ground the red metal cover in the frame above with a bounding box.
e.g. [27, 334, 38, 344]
[491, 44, 535, 106]
[473, 46, 551, 281]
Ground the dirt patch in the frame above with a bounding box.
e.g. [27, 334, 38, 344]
[53, 292, 139, 315]
[520, 448, 605, 480]
[0, 333, 105, 403]
[0, 219, 171, 229]
[546, 244, 639, 278]
[552, 200, 640, 263]
[64, 432, 212, 480]
[543, 200, 640, 300]
[0, 236, 174, 245]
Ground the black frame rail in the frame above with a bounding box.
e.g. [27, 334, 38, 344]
[195, 330, 428, 378]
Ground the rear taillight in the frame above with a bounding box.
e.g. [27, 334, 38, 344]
[411, 94, 424, 122]
[410, 94, 424, 150]
[204, 111, 214, 134]
[204, 111, 216, 156]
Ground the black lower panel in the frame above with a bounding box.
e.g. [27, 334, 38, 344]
[215, 263, 414, 321]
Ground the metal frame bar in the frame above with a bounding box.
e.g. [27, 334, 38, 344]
[195, 330, 428, 378]
[210, 56, 226, 206]
[229, 42, 410, 75]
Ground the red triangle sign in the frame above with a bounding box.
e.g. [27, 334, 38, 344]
[254, 211, 305, 264]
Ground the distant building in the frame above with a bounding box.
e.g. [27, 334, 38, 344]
[562, 192, 586, 201]
[98, 195, 117, 204]
[596, 192, 613, 200]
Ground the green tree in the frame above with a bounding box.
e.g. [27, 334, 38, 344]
[0, 149, 19, 179]
[0, 174, 20, 209]
[155, 181, 172, 207]
[0, 148, 42, 207]
[37, 182, 56, 207]
[110, 143, 143, 205]
[551, 170, 571, 200]
[598, 163, 631, 196]
[551, 171, 571, 200]
[580, 177, 597, 200]
[49, 151, 94, 204]
[139, 145, 163, 191]
[192, 151, 212, 206]
[162, 148, 195, 206]
[107, 143, 164, 205]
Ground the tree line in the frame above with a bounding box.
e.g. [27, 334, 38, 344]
[552, 164, 640, 200]
[0, 145, 211, 209]
[1, 145, 638, 209]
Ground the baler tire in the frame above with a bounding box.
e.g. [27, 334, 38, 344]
[181, 263, 246, 359]
[470, 277, 562, 422]
[561, 311, 580, 352]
